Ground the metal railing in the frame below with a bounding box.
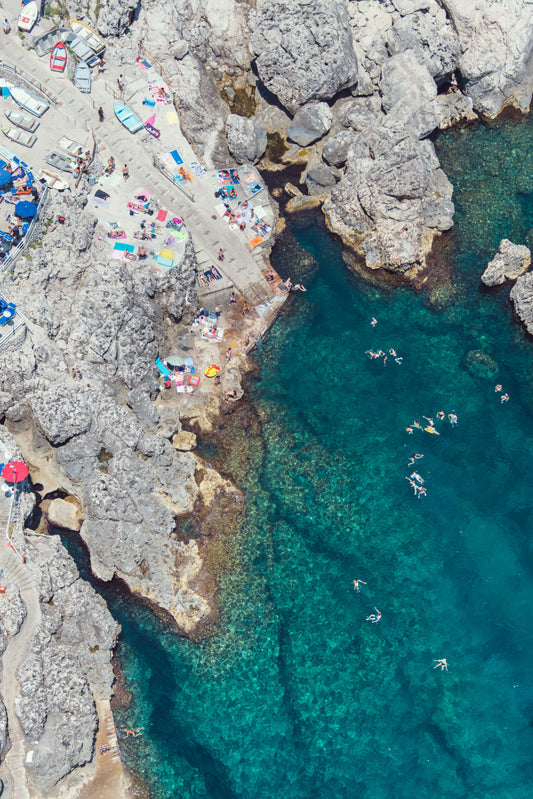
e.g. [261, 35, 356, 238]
[0, 58, 58, 106]
[1, 183, 50, 272]
[153, 156, 195, 202]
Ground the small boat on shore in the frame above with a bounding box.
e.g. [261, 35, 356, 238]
[34, 26, 68, 57]
[50, 42, 67, 72]
[4, 109, 39, 133]
[74, 62, 91, 93]
[37, 168, 69, 190]
[56, 136, 83, 156]
[2, 126, 36, 148]
[70, 19, 105, 54]
[114, 102, 143, 134]
[45, 151, 75, 173]
[10, 87, 49, 117]
[18, 1, 38, 32]
[63, 32, 99, 67]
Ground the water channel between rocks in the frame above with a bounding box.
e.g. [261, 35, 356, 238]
[63, 113, 533, 799]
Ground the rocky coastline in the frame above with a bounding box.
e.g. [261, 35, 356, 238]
[0, 0, 532, 796]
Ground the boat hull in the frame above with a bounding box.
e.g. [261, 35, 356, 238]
[10, 87, 49, 118]
[114, 102, 143, 134]
[50, 42, 67, 72]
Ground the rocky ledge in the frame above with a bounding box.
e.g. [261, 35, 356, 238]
[0, 192, 238, 637]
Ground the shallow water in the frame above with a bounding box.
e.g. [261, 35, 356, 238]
[65, 113, 533, 799]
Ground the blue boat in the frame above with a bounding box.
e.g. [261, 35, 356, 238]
[113, 102, 143, 134]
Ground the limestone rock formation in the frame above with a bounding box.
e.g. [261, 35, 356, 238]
[15, 536, 119, 793]
[0, 193, 218, 634]
[226, 114, 268, 164]
[441, 0, 533, 117]
[380, 50, 444, 139]
[321, 130, 356, 167]
[287, 103, 333, 147]
[96, 0, 138, 37]
[0, 586, 26, 638]
[41, 497, 83, 532]
[324, 121, 454, 272]
[252, 0, 358, 113]
[482, 239, 531, 287]
[510, 272, 533, 334]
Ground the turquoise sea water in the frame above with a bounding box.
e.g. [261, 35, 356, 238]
[66, 114, 533, 799]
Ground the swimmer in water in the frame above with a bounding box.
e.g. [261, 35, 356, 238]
[406, 426, 413, 435]
[395, 357, 403, 364]
[389, 348, 397, 357]
[353, 579, 367, 592]
[448, 413, 458, 425]
[425, 426, 440, 435]
[434, 658, 448, 671]
[423, 416, 434, 427]
[501, 393, 510, 403]
[366, 607, 382, 623]
[410, 472, 424, 484]
[495, 384, 502, 392]
[417, 486, 427, 498]
[407, 454, 424, 466]
[405, 477, 418, 494]
[412, 420, 422, 429]
[371, 317, 377, 327]
[436, 411, 445, 420]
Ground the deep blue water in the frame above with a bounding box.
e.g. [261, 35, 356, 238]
[65, 113, 533, 799]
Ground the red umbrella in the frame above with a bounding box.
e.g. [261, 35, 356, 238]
[1, 461, 29, 483]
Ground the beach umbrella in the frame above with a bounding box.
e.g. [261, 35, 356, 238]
[0, 169, 12, 187]
[1, 461, 29, 483]
[15, 200, 37, 219]
[166, 355, 186, 367]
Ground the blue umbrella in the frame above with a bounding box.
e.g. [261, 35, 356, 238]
[0, 169, 12, 187]
[15, 200, 37, 219]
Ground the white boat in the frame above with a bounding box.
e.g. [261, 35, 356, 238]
[70, 19, 105, 54]
[74, 62, 91, 93]
[37, 168, 69, 190]
[56, 136, 83, 156]
[4, 109, 39, 133]
[10, 86, 49, 118]
[45, 151, 75, 173]
[17, 1, 38, 32]
[2, 126, 36, 148]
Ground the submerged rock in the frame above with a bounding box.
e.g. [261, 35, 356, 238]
[481, 239, 531, 287]
[252, 0, 358, 113]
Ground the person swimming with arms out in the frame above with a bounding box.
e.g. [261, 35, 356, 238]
[406, 426, 413, 435]
[365, 607, 382, 623]
[436, 411, 445, 420]
[405, 476, 418, 495]
[433, 658, 448, 671]
[407, 454, 424, 466]
[410, 472, 424, 484]
[353, 579, 367, 592]
[501, 393, 510, 403]
[417, 486, 427, 499]
[448, 412, 458, 425]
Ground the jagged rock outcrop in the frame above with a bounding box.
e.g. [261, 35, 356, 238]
[97, 0, 139, 37]
[252, 0, 358, 113]
[322, 129, 359, 167]
[287, 102, 333, 146]
[511, 272, 533, 333]
[324, 121, 454, 272]
[226, 114, 268, 164]
[0, 194, 219, 634]
[482, 239, 531, 287]
[441, 0, 533, 118]
[0, 586, 27, 638]
[380, 50, 444, 138]
[15, 536, 119, 793]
